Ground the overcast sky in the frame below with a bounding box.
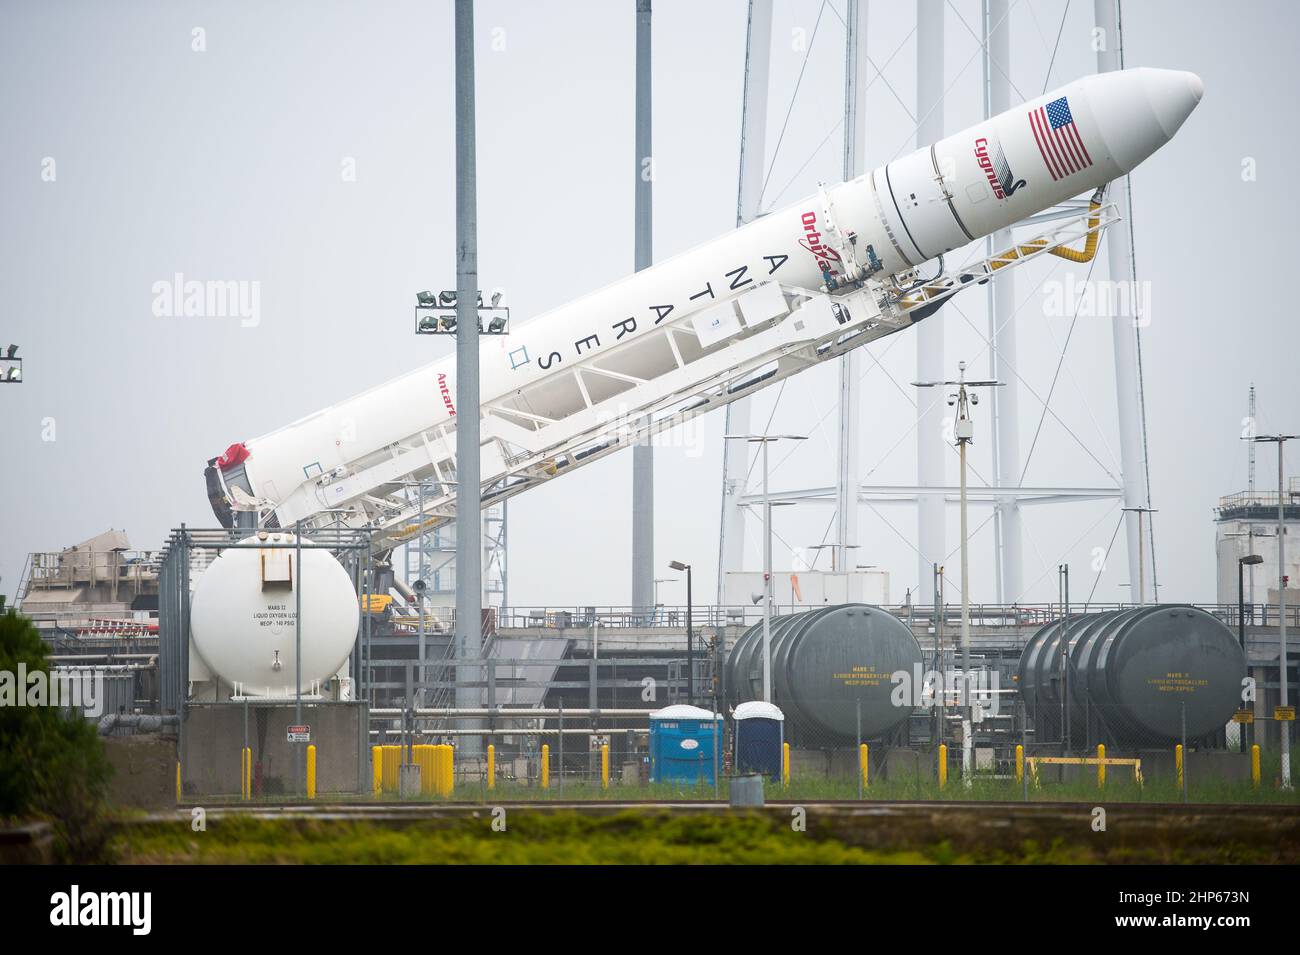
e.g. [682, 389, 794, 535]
[1, 0, 1296, 611]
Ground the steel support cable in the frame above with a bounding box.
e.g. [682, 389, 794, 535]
[844, 260, 1119, 492]
[758, 0, 830, 208]
[1040, 0, 1072, 94]
[762, 18, 921, 212]
[1011, 499, 1121, 605]
[945, 0, 1030, 104]
[885, 0, 1024, 164]
[1109, 0, 1158, 598]
[1012, 256, 1116, 486]
[825, 0, 922, 123]
[941, 250, 1123, 484]
[1084, 508, 1127, 606]
[956, 288, 1122, 483]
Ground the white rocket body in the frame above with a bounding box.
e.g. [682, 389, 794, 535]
[208, 68, 1201, 534]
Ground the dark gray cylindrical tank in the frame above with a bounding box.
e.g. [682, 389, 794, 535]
[1018, 605, 1246, 747]
[725, 604, 923, 742]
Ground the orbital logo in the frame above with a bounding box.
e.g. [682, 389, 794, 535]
[974, 136, 1026, 200]
[798, 211, 841, 274]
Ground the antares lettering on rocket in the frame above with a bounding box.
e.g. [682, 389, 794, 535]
[204, 68, 1202, 548]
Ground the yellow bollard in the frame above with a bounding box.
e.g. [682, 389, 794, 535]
[541, 744, 550, 790]
[176, 761, 181, 803]
[601, 743, 610, 790]
[382, 745, 400, 794]
[938, 744, 948, 790]
[412, 745, 427, 795]
[782, 742, 790, 787]
[487, 744, 496, 790]
[307, 744, 317, 800]
[1097, 744, 1106, 789]
[1251, 744, 1261, 789]
[246, 747, 252, 800]
[372, 745, 382, 797]
[860, 743, 869, 789]
[438, 744, 454, 796]
[1014, 744, 1024, 784]
[1175, 743, 1184, 791]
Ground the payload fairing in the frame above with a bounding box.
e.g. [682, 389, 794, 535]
[205, 68, 1201, 548]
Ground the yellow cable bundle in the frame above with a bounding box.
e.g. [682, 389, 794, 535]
[991, 199, 1102, 270]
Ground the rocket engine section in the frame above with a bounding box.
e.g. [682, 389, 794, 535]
[189, 534, 360, 698]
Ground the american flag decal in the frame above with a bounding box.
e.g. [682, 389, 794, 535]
[1029, 96, 1093, 180]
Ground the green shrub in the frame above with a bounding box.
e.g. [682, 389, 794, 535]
[0, 609, 113, 861]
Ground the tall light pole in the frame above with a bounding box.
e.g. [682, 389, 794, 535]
[724, 434, 806, 702]
[452, 0, 483, 758]
[1251, 433, 1296, 789]
[669, 561, 692, 704]
[914, 361, 1001, 784]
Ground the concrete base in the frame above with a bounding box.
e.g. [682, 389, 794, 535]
[104, 734, 179, 809]
[399, 764, 422, 798]
[876, 748, 938, 784]
[181, 701, 368, 797]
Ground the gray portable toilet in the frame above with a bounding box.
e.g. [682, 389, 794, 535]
[732, 701, 784, 781]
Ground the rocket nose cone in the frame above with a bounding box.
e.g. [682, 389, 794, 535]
[1140, 68, 1204, 139]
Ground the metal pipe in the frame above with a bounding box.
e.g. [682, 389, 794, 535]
[716, 0, 772, 604]
[984, 0, 1022, 604]
[453, 0, 483, 756]
[762, 437, 772, 702]
[1095, 0, 1154, 601]
[915, 0, 946, 604]
[368, 707, 658, 718]
[835, 0, 867, 571]
[1278, 439, 1292, 788]
[631, 0, 655, 617]
[369, 727, 642, 736]
[98, 713, 178, 735]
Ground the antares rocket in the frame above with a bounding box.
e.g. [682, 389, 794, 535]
[205, 68, 1202, 548]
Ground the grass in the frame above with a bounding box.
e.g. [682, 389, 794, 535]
[287, 750, 1300, 806]
[117, 811, 941, 864]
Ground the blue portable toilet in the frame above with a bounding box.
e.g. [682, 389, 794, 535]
[648, 704, 723, 785]
[732, 701, 785, 781]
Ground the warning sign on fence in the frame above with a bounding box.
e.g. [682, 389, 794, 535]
[287, 724, 311, 742]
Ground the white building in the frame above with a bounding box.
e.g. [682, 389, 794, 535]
[1215, 477, 1300, 608]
